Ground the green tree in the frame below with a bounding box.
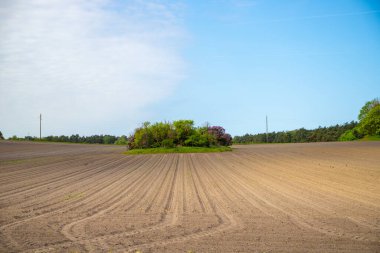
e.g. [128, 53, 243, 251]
[184, 130, 210, 147]
[114, 135, 128, 145]
[173, 120, 194, 145]
[133, 122, 154, 148]
[10, 135, 18, 140]
[358, 98, 380, 121]
[358, 105, 380, 136]
[0, 131, 4, 140]
[150, 122, 173, 147]
[103, 135, 117, 144]
[69, 134, 80, 143]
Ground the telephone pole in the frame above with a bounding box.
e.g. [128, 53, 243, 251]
[266, 115, 268, 143]
[39, 114, 42, 140]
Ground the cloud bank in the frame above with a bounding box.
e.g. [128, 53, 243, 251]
[0, 0, 185, 137]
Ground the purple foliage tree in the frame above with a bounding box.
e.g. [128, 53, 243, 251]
[208, 126, 232, 146]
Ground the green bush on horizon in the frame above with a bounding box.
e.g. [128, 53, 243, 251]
[114, 135, 128, 145]
[161, 139, 175, 148]
[127, 120, 232, 150]
[339, 130, 357, 141]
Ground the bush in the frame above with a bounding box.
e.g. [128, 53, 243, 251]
[173, 120, 194, 145]
[161, 139, 175, 148]
[352, 128, 364, 139]
[9, 135, 18, 140]
[127, 120, 232, 149]
[339, 130, 357, 141]
[114, 135, 128, 145]
[184, 132, 210, 147]
[220, 133, 232, 146]
[133, 122, 154, 148]
[208, 126, 232, 146]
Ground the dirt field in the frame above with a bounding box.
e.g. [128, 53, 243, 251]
[0, 141, 379, 252]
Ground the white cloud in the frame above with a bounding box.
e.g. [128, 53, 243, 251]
[0, 0, 185, 137]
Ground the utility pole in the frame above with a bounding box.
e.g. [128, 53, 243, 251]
[39, 113, 42, 140]
[266, 115, 268, 143]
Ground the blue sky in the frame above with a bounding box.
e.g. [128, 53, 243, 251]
[148, 0, 380, 135]
[1, 0, 380, 137]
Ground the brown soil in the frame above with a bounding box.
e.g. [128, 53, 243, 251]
[0, 141, 379, 252]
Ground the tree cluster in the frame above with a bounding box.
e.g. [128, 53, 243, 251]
[127, 120, 232, 149]
[233, 121, 358, 144]
[340, 98, 380, 140]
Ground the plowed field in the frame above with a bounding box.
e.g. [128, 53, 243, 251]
[0, 141, 379, 252]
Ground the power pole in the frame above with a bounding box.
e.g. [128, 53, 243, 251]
[39, 113, 42, 140]
[266, 115, 268, 143]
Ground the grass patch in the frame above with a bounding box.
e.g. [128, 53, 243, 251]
[64, 192, 85, 201]
[124, 146, 232, 155]
[359, 135, 380, 141]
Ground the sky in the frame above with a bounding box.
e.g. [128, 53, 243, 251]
[1, 0, 380, 138]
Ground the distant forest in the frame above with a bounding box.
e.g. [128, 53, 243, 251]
[234, 98, 380, 144]
[233, 121, 357, 144]
[9, 134, 128, 145]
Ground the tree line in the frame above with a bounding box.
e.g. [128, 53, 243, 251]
[233, 98, 379, 144]
[233, 121, 358, 144]
[7, 134, 128, 145]
[127, 120, 232, 149]
[2, 98, 378, 145]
